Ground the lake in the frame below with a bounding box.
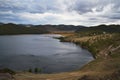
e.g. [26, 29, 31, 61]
[0, 34, 93, 73]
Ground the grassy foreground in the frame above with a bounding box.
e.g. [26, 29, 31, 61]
[12, 33, 120, 80]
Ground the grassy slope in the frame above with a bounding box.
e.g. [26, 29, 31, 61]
[13, 33, 120, 80]
[59, 33, 120, 80]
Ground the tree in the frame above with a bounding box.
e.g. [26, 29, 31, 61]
[34, 67, 38, 73]
[28, 68, 32, 73]
[34, 67, 42, 73]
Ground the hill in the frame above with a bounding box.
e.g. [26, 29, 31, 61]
[0, 23, 48, 35]
[76, 24, 120, 37]
[0, 23, 84, 35]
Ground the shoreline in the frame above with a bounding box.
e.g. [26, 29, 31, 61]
[0, 33, 120, 80]
[55, 33, 120, 79]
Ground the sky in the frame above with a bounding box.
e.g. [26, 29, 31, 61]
[0, 0, 120, 26]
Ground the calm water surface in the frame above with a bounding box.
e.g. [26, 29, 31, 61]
[0, 34, 93, 73]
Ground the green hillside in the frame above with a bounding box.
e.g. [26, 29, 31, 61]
[0, 23, 84, 35]
[0, 23, 49, 35]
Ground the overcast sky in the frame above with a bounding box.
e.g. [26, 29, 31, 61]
[0, 0, 120, 26]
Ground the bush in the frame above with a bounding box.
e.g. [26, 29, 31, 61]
[0, 68, 15, 75]
[34, 68, 42, 73]
[28, 68, 32, 73]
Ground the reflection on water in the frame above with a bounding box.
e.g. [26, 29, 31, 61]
[0, 34, 93, 73]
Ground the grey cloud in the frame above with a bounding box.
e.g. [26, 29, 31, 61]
[73, 0, 119, 14]
[72, 0, 94, 13]
[0, 0, 50, 13]
[0, 0, 120, 26]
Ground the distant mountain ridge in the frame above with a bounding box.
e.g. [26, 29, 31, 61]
[0, 23, 120, 35]
[76, 24, 120, 36]
[0, 23, 84, 35]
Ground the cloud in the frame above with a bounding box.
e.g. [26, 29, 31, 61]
[0, 0, 120, 26]
[16, 11, 86, 25]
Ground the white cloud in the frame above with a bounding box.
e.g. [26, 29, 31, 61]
[16, 10, 90, 25]
[0, 0, 120, 26]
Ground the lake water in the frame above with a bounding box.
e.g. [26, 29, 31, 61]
[0, 34, 93, 73]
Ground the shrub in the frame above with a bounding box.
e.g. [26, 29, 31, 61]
[28, 68, 32, 73]
[0, 68, 15, 75]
